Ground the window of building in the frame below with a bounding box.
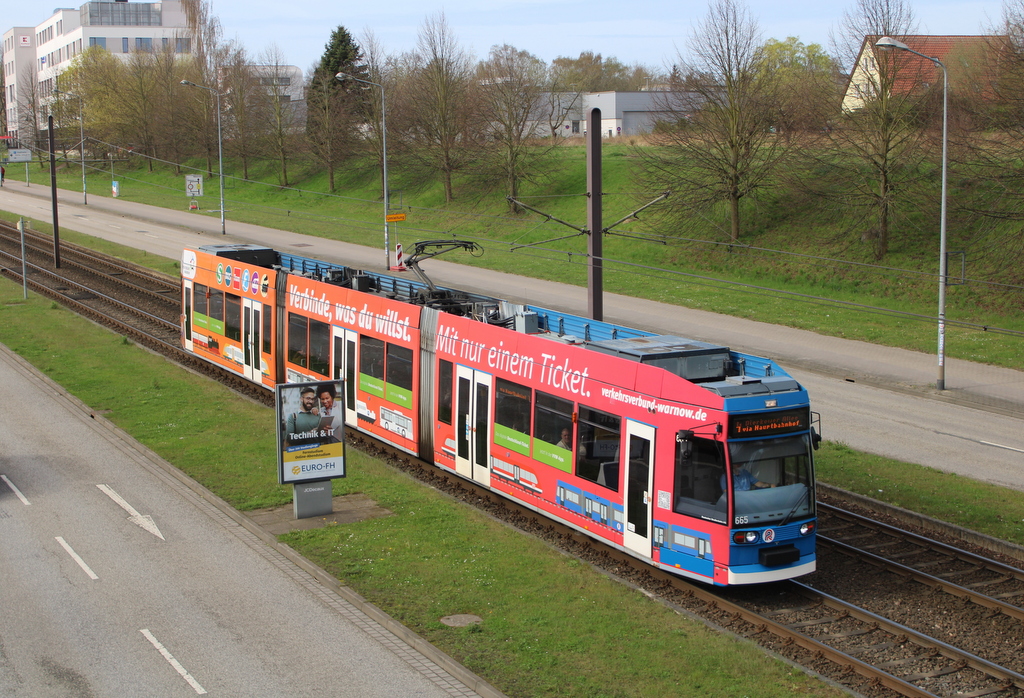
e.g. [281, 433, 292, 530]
[175, 37, 191, 53]
[122, 37, 129, 53]
[89, 37, 107, 50]
[135, 37, 152, 51]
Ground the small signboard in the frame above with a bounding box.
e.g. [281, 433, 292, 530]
[7, 149, 32, 163]
[276, 380, 346, 485]
[185, 174, 203, 197]
[385, 213, 407, 222]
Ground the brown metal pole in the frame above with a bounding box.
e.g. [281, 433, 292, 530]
[48, 115, 61, 269]
[586, 107, 602, 321]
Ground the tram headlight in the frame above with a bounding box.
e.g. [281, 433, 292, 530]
[732, 531, 759, 544]
[800, 522, 816, 536]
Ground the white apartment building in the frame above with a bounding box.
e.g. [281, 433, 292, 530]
[3, 0, 190, 143]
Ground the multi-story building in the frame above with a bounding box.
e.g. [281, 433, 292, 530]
[3, 0, 190, 143]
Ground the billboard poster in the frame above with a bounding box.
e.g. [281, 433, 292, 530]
[276, 380, 346, 484]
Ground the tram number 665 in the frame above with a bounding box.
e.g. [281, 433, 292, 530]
[735, 516, 749, 525]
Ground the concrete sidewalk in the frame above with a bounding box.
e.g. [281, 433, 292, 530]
[2, 182, 1022, 416]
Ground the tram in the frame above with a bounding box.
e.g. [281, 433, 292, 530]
[180, 242, 819, 585]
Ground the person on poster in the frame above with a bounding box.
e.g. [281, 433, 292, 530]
[285, 386, 321, 447]
[315, 382, 343, 444]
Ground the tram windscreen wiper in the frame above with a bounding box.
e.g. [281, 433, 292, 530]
[780, 486, 810, 526]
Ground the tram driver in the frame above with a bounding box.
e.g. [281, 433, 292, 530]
[722, 467, 774, 491]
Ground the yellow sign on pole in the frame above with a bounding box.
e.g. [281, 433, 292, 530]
[385, 213, 407, 223]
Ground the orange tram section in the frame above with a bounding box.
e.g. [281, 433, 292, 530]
[180, 244, 819, 586]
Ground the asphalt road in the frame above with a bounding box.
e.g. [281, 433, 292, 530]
[2, 183, 1022, 491]
[0, 346, 481, 698]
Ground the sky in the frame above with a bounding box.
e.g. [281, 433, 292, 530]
[202, 0, 1004, 74]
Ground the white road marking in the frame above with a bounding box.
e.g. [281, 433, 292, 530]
[1, 474, 31, 505]
[140, 629, 207, 695]
[96, 484, 165, 539]
[55, 536, 99, 580]
[980, 441, 1024, 454]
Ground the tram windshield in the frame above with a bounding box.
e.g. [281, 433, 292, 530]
[727, 435, 814, 525]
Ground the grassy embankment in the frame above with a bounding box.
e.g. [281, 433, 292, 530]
[9, 139, 1024, 370]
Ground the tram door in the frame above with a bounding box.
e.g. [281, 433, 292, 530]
[623, 420, 655, 557]
[332, 326, 358, 427]
[241, 297, 262, 382]
[454, 366, 492, 487]
[182, 279, 194, 352]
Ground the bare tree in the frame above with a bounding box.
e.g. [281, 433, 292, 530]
[180, 0, 229, 178]
[475, 44, 556, 212]
[815, 0, 929, 259]
[258, 45, 301, 187]
[17, 64, 46, 157]
[760, 37, 842, 138]
[221, 46, 265, 180]
[543, 61, 587, 137]
[357, 30, 392, 202]
[639, 0, 783, 242]
[394, 13, 478, 203]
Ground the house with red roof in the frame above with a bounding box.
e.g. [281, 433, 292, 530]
[842, 35, 999, 111]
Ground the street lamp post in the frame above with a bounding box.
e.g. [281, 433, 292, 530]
[181, 80, 226, 235]
[336, 72, 390, 270]
[876, 36, 949, 390]
[52, 89, 87, 205]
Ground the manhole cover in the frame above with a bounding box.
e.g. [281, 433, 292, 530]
[439, 614, 482, 628]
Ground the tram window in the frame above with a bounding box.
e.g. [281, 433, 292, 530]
[194, 283, 208, 316]
[224, 292, 241, 341]
[576, 406, 621, 492]
[360, 336, 385, 380]
[308, 317, 330, 376]
[207, 289, 224, 323]
[673, 437, 727, 525]
[495, 378, 531, 434]
[262, 304, 272, 354]
[386, 343, 413, 390]
[533, 391, 572, 448]
[287, 313, 308, 367]
[437, 359, 453, 425]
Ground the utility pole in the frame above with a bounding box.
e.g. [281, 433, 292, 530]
[586, 108, 603, 321]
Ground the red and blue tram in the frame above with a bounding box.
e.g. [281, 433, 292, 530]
[180, 244, 819, 585]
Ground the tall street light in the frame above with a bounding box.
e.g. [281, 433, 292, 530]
[336, 72, 390, 269]
[876, 36, 949, 390]
[52, 89, 87, 205]
[181, 80, 226, 235]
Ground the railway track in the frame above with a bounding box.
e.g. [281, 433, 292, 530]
[4, 221, 1023, 698]
[0, 221, 272, 404]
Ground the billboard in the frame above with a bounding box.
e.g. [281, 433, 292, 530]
[276, 380, 346, 484]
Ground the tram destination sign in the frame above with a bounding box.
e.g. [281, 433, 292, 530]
[729, 407, 809, 439]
